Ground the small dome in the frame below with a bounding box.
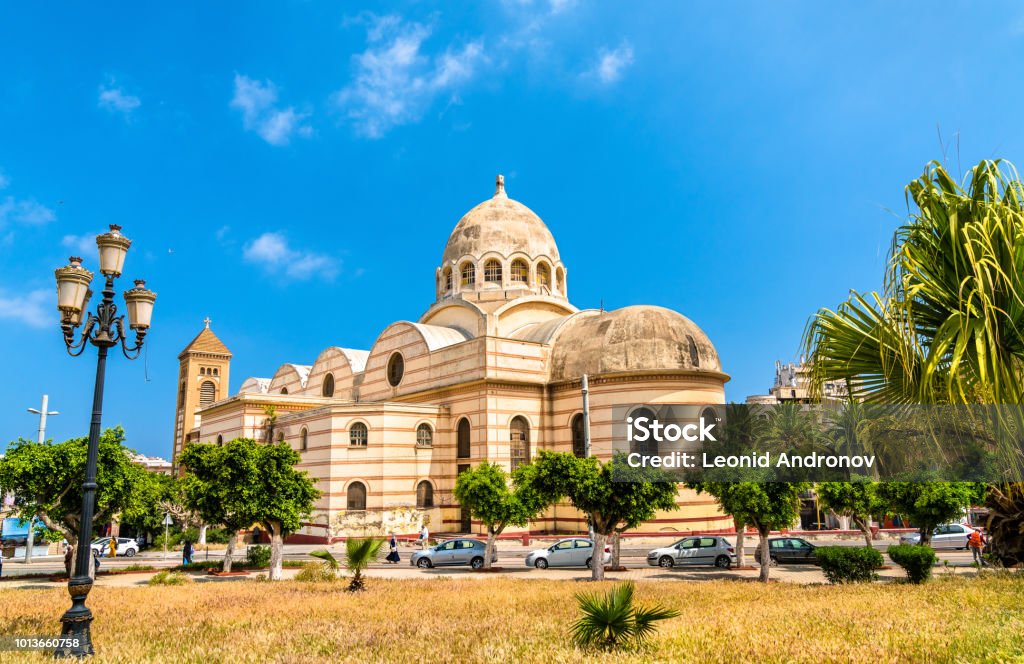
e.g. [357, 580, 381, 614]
[441, 175, 560, 265]
[549, 306, 722, 381]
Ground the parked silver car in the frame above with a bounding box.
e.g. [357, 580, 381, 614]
[410, 538, 497, 569]
[646, 536, 736, 568]
[524, 538, 612, 569]
[900, 523, 977, 550]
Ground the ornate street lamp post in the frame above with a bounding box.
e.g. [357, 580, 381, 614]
[52, 225, 155, 658]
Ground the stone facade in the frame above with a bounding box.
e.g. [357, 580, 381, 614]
[172, 176, 732, 542]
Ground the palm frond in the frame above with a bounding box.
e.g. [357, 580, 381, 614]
[309, 549, 339, 571]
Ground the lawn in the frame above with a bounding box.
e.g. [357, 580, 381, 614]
[1, 575, 1023, 662]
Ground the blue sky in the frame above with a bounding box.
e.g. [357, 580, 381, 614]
[1, 2, 1022, 458]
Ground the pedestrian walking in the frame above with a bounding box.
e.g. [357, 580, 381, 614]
[108, 537, 117, 559]
[64, 545, 74, 578]
[92, 547, 101, 576]
[419, 524, 429, 550]
[182, 540, 194, 566]
[386, 533, 400, 564]
[968, 528, 987, 565]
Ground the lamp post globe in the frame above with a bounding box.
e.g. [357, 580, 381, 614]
[53, 225, 155, 658]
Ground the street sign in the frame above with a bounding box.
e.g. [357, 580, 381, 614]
[162, 514, 173, 526]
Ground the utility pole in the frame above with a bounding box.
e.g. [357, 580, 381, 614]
[581, 375, 594, 541]
[24, 395, 59, 565]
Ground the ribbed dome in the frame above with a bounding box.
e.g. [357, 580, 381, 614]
[549, 306, 722, 381]
[441, 176, 560, 265]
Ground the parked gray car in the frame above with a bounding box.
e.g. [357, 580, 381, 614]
[524, 538, 612, 569]
[900, 523, 977, 550]
[646, 536, 736, 568]
[410, 538, 497, 569]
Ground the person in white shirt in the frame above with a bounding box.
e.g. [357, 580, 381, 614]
[419, 524, 429, 549]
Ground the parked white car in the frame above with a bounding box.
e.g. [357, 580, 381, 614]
[647, 536, 736, 568]
[899, 523, 977, 550]
[90, 537, 139, 557]
[524, 538, 612, 569]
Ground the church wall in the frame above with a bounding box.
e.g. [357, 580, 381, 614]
[304, 348, 357, 400]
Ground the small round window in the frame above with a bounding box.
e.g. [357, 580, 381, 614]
[387, 352, 405, 387]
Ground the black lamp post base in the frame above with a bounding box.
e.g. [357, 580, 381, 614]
[54, 578, 94, 658]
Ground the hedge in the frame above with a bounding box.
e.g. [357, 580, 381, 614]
[887, 544, 936, 584]
[816, 546, 883, 583]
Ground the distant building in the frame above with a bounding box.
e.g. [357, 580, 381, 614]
[746, 359, 848, 404]
[131, 453, 173, 475]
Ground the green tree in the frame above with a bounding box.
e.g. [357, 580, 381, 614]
[119, 472, 177, 540]
[0, 427, 148, 577]
[179, 441, 256, 573]
[804, 159, 1024, 563]
[453, 461, 551, 569]
[688, 478, 809, 582]
[529, 452, 678, 581]
[876, 477, 977, 546]
[180, 439, 320, 577]
[816, 479, 883, 548]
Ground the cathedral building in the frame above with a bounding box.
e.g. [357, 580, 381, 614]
[172, 176, 731, 542]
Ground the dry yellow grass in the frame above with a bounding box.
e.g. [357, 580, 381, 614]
[1, 575, 1023, 663]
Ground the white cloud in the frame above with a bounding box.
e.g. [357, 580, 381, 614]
[333, 15, 486, 138]
[98, 81, 141, 116]
[0, 196, 56, 227]
[61, 232, 102, 257]
[588, 42, 635, 85]
[0, 288, 50, 328]
[231, 74, 312, 146]
[242, 232, 338, 281]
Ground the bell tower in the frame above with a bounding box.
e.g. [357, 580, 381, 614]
[171, 318, 232, 470]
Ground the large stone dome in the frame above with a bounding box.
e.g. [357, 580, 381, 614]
[549, 305, 723, 381]
[441, 176, 560, 265]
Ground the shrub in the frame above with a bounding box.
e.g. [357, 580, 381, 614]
[571, 581, 680, 650]
[148, 570, 191, 586]
[176, 560, 223, 571]
[295, 562, 340, 583]
[816, 546, 883, 584]
[246, 545, 271, 568]
[887, 544, 937, 583]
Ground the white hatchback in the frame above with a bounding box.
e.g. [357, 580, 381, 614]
[899, 523, 977, 550]
[90, 537, 139, 557]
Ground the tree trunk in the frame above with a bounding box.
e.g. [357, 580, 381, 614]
[484, 525, 504, 570]
[24, 517, 36, 565]
[268, 522, 284, 581]
[757, 527, 771, 582]
[223, 531, 237, 573]
[197, 523, 207, 546]
[919, 527, 932, 547]
[854, 516, 873, 548]
[591, 530, 606, 581]
[733, 516, 746, 568]
[611, 530, 623, 569]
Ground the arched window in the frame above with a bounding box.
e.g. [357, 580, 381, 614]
[416, 481, 434, 508]
[510, 416, 530, 471]
[511, 259, 528, 284]
[300, 428, 308, 452]
[387, 353, 405, 387]
[556, 267, 565, 294]
[629, 407, 657, 455]
[199, 381, 216, 407]
[213, 368, 219, 376]
[322, 373, 335, 397]
[460, 261, 476, 287]
[277, 431, 285, 443]
[571, 413, 586, 458]
[537, 262, 550, 288]
[347, 482, 367, 511]
[457, 417, 471, 458]
[416, 423, 433, 447]
[483, 259, 502, 284]
[443, 267, 452, 291]
[280, 387, 288, 395]
[350, 422, 368, 447]
[216, 434, 224, 446]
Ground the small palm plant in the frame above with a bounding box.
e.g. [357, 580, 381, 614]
[570, 581, 679, 650]
[344, 538, 385, 592]
[308, 549, 341, 580]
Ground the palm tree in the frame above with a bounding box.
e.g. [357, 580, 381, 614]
[804, 159, 1024, 565]
[344, 538, 384, 592]
[570, 582, 679, 650]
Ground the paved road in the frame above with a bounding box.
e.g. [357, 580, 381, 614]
[0, 542, 980, 579]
